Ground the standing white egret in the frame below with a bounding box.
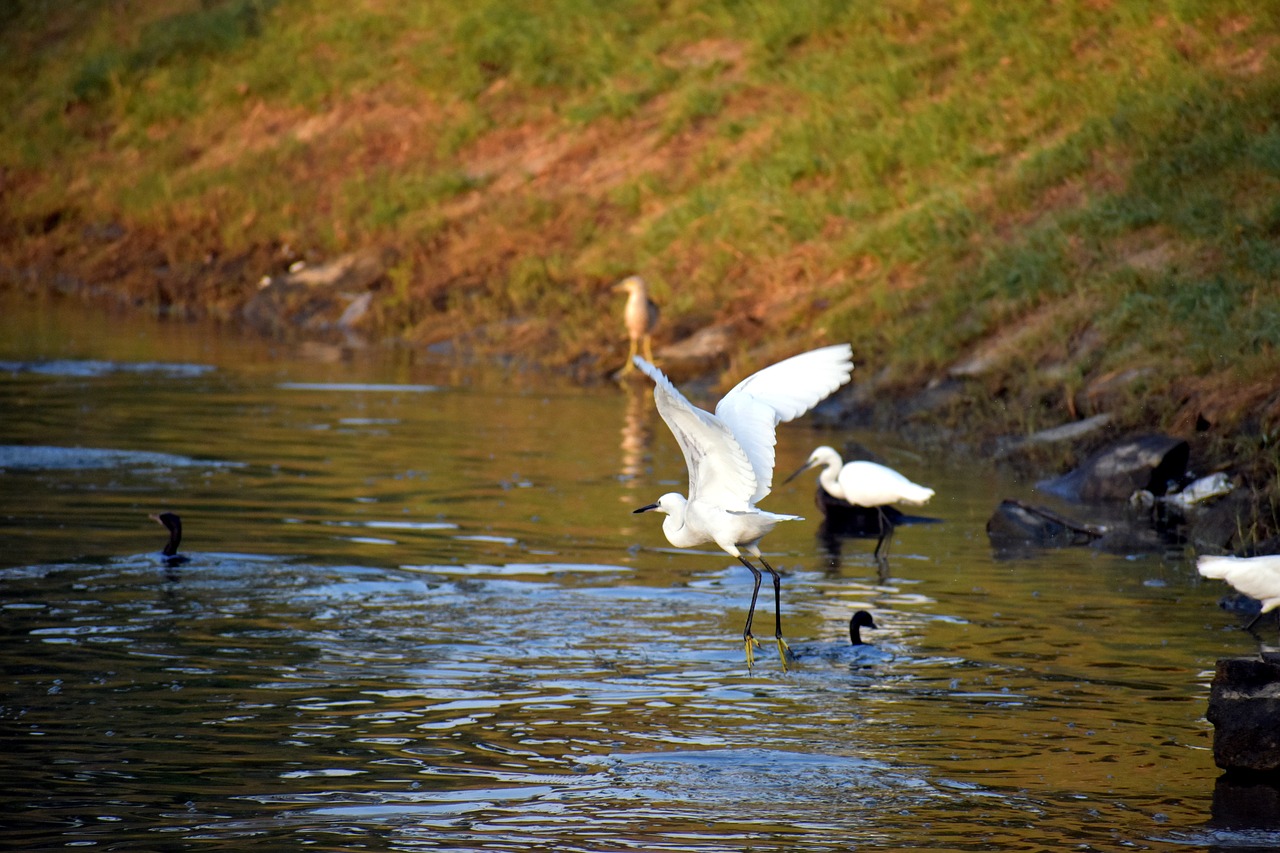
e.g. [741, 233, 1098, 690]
[631, 344, 855, 669]
[615, 276, 659, 373]
[1198, 553, 1280, 636]
[784, 445, 933, 559]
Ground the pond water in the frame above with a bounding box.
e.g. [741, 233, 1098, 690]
[0, 292, 1271, 851]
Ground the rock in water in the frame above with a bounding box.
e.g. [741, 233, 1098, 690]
[1207, 656, 1280, 773]
[1037, 434, 1189, 502]
[985, 499, 1102, 549]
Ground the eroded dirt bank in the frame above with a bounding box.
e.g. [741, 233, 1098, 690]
[3, 254, 1276, 556]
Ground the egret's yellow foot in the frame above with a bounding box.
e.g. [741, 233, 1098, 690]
[743, 635, 762, 670]
[776, 637, 791, 672]
[642, 336, 655, 364]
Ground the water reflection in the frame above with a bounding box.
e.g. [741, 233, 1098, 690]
[1203, 775, 1280, 849]
[0, 295, 1245, 851]
[618, 379, 654, 493]
[813, 496, 902, 579]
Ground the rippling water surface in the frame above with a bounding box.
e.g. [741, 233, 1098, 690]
[0, 294, 1270, 851]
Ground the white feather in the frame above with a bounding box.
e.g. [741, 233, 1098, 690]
[1198, 554, 1280, 613]
[793, 446, 934, 508]
[633, 357, 758, 510]
[712, 345, 855, 504]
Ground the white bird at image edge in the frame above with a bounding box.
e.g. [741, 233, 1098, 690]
[1198, 553, 1280, 634]
[632, 344, 855, 670]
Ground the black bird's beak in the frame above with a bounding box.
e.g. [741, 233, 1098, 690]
[633, 503, 659, 514]
[781, 459, 816, 486]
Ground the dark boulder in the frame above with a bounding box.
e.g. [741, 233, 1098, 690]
[985, 499, 1102, 549]
[1037, 434, 1189, 502]
[1207, 656, 1280, 774]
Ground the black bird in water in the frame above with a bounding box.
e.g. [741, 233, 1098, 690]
[150, 512, 189, 566]
[786, 609, 885, 664]
[847, 609, 878, 645]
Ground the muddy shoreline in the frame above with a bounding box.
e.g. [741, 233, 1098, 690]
[4, 250, 1273, 553]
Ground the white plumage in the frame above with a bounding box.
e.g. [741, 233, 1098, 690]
[1198, 554, 1280, 631]
[799, 446, 934, 507]
[785, 445, 933, 559]
[632, 344, 855, 669]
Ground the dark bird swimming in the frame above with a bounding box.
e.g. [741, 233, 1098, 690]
[150, 511, 189, 566]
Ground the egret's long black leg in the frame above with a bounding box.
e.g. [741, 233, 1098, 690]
[757, 556, 790, 671]
[757, 556, 784, 642]
[737, 557, 764, 668]
[1243, 609, 1276, 635]
[873, 507, 895, 561]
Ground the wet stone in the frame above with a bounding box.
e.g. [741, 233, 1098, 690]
[1037, 434, 1189, 502]
[985, 500, 1101, 549]
[650, 323, 734, 378]
[1207, 657, 1280, 774]
[1187, 490, 1254, 552]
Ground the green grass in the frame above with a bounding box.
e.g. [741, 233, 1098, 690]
[1, 0, 1279, 466]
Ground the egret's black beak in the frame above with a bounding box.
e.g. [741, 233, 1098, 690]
[634, 503, 659, 514]
[781, 459, 816, 486]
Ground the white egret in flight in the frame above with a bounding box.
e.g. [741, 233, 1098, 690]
[631, 344, 855, 669]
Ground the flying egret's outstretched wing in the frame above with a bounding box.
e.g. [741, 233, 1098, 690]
[633, 356, 759, 508]
[714, 344, 854, 503]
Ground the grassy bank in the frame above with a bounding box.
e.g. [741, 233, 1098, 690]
[2, 0, 1279, 529]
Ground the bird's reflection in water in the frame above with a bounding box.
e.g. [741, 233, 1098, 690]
[619, 380, 654, 494]
[814, 490, 904, 582]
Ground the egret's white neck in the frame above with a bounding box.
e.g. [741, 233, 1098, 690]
[658, 494, 705, 549]
[816, 455, 846, 501]
[661, 494, 687, 531]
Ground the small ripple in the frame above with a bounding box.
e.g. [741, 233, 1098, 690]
[0, 445, 243, 471]
[409, 562, 627, 577]
[0, 359, 214, 378]
[280, 768, 367, 779]
[277, 382, 437, 393]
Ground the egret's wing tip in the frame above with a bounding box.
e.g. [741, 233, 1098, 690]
[632, 355, 664, 384]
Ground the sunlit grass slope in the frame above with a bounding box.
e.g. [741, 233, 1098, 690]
[2, 2, 1278, 470]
